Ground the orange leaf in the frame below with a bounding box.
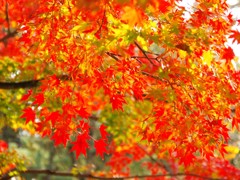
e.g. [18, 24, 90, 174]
[229, 30, 240, 44]
[121, 6, 142, 27]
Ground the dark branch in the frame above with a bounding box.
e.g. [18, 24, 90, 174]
[5, 1, 10, 33]
[0, 30, 17, 43]
[137, 144, 173, 174]
[134, 41, 156, 65]
[0, 79, 41, 89]
[0, 1, 18, 45]
[105, 51, 167, 84]
[105, 52, 119, 61]
[0, 75, 69, 89]
[1, 169, 224, 180]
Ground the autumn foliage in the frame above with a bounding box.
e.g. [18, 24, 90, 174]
[1, 0, 240, 179]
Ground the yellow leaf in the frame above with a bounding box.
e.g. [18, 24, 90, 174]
[179, 50, 187, 59]
[225, 145, 239, 160]
[137, 36, 148, 51]
[60, 6, 70, 15]
[202, 50, 213, 66]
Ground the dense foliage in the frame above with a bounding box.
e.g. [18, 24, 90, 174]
[1, 0, 240, 179]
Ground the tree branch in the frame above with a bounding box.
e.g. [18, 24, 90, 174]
[0, 1, 17, 44]
[5, 1, 10, 34]
[0, 79, 41, 89]
[105, 51, 167, 84]
[0, 30, 17, 44]
[0, 169, 224, 180]
[0, 75, 69, 89]
[134, 41, 156, 65]
[137, 144, 173, 174]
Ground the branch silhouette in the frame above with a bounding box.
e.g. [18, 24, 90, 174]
[0, 75, 69, 89]
[1, 169, 224, 180]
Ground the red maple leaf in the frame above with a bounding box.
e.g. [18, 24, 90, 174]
[36, 121, 52, 137]
[159, 0, 171, 13]
[94, 29, 101, 39]
[133, 82, 143, 100]
[229, 30, 240, 44]
[45, 111, 61, 126]
[21, 89, 32, 101]
[222, 46, 235, 63]
[100, 124, 109, 140]
[110, 94, 126, 111]
[33, 93, 44, 106]
[0, 140, 8, 152]
[76, 107, 90, 119]
[78, 120, 90, 134]
[51, 129, 70, 147]
[154, 107, 165, 117]
[21, 107, 35, 124]
[49, 75, 60, 87]
[94, 138, 107, 159]
[232, 106, 240, 130]
[71, 133, 90, 158]
[179, 152, 196, 166]
[150, 0, 171, 13]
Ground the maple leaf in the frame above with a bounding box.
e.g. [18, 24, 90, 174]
[21, 107, 35, 124]
[45, 111, 61, 126]
[94, 138, 107, 159]
[133, 82, 143, 100]
[229, 30, 240, 44]
[121, 6, 141, 27]
[150, 0, 171, 13]
[78, 120, 90, 134]
[0, 140, 8, 153]
[33, 93, 44, 106]
[232, 106, 240, 130]
[94, 29, 101, 39]
[21, 89, 32, 101]
[110, 94, 126, 111]
[220, 144, 228, 158]
[154, 107, 165, 117]
[222, 46, 235, 63]
[49, 75, 60, 87]
[51, 129, 70, 147]
[36, 120, 52, 137]
[100, 124, 109, 140]
[202, 50, 213, 66]
[76, 107, 90, 119]
[179, 152, 195, 166]
[71, 133, 90, 158]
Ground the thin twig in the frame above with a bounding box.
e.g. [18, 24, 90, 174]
[0, 30, 17, 43]
[134, 41, 155, 65]
[105, 52, 119, 61]
[105, 51, 167, 83]
[137, 144, 173, 173]
[5, 1, 10, 33]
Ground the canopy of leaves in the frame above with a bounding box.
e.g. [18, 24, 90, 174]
[1, 0, 240, 179]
